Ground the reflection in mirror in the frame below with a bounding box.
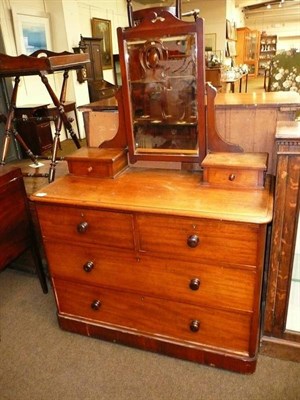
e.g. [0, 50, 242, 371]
[126, 34, 198, 156]
[286, 214, 300, 332]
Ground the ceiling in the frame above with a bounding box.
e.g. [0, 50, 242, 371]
[133, 0, 300, 23]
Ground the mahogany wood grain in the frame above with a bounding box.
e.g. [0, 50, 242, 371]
[44, 240, 257, 312]
[32, 169, 273, 224]
[57, 315, 257, 374]
[36, 205, 135, 250]
[54, 278, 252, 355]
[0, 166, 47, 293]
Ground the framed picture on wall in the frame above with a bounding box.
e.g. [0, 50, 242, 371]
[12, 9, 52, 55]
[205, 33, 216, 51]
[91, 18, 113, 70]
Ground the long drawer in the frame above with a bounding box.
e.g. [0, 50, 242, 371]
[136, 214, 262, 266]
[45, 240, 256, 312]
[54, 279, 252, 355]
[36, 204, 135, 249]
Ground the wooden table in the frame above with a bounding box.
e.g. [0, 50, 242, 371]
[221, 73, 248, 93]
[78, 92, 300, 174]
[0, 50, 89, 182]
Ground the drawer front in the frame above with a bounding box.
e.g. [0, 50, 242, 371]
[136, 215, 260, 266]
[203, 168, 264, 188]
[36, 205, 135, 249]
[45, 240, 256, 312]
[54, 279, 252, 355]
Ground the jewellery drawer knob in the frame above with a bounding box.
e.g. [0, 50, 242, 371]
[91, 300, 101, 310]
[83, 261, 94, 272]
[189, 278, 201, 291]
[77, 221, 88, 233]
[229, 173, 236, 181]
[187, 234, 199, 248]
[190, 320, 200, 333]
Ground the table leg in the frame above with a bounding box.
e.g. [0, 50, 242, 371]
[1, 76, 39, 167]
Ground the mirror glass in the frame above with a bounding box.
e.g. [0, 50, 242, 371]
[126, 33, 198, 156]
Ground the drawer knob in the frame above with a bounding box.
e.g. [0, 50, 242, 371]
[190, 320, 200, 333]
[91, 300, 101, 310]
[77, 221, 88, 233]
[229, 173, 236, 181]
[187, 234, 199, 248]
[189, 278, 201, 291]
[83, 261, 94, 272]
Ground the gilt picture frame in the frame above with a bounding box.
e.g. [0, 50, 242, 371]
[12, 9, 52, 55]
[91, 18, 113, 69]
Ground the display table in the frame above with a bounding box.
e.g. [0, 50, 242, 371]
[0, 50, 89, 181]
[78, 91, 300, 174]
[221, 73, 248, 93]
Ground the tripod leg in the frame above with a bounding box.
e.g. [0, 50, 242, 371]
[1, 76, 19, 165]
[40, 72, 81, 149]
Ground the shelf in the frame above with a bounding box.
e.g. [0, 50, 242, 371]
[134, 118, 197, 126]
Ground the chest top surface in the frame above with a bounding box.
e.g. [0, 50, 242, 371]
[31, 167, 273, 224]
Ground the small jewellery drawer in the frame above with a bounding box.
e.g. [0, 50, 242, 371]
[54, 279, 252, 354]
[36, 205, 134, 249]
[202, 167, 265, 188]
[45, 240, 256, 312]
[201, 152, 268, 189]
[136, 214, 260, 266]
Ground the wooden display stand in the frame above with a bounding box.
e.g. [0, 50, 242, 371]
[0, 50, 89, 182]
[31, 10, 273, 374]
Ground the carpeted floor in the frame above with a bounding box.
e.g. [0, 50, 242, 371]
[1, 268, 300, 400]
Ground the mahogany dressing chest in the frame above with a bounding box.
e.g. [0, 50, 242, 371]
[31, 10, 273, 373]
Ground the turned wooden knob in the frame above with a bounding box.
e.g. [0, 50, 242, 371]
[229, 173, 236, 181]
[190, 320, 200, 332]
[91, 300, 101, 310]
[189, 278, 201, 291]
[77, 221, 88, 233]
[187, 234, 199, 248]
[83, 261, 94, 272]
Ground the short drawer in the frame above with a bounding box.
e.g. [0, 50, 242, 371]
[203, 167, 265, 188]
[136, 214, 261, 266]
[54, 279, 252, 355]
[201, 152, 268, 189]
[45, 240, 257, 312]
[36, 205, 135, 249]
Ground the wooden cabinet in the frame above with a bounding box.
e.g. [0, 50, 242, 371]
[0, 166, 47, 293]
[32, 165, 273, 374]
[206, 68, 221, 90]
[80, 37, 115, 102]
[258, 34, 277, 75]
[261, 121, 300, 361]
[236, 28, 260, 76]
[14, 104, 53, 156]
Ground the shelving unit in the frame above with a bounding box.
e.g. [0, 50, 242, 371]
[258, 34, 277, 75]
[236, 27, 260, 76]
